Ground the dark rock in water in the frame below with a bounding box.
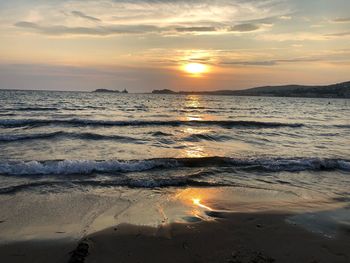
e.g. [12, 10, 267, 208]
[0, 220, 5, 224]
[69, 241, 89, 263]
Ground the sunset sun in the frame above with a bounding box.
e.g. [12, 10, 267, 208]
[183, 63, 208, 75]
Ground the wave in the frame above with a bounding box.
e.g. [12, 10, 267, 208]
[0, 106, 106, 112]
[334, 124, 350, 129]
[0, 131, 140, 143]
[0, 157, 349, 176]
[150, 131, 173, 137]
[0, 130, 231, 143]
[0, 131, 63, 142]
[1, 107, 59, 112]
[184, 133, 232, 142]
[0, 113, 17, 116]
[0, 118, 303, 129]
[0, 178, 232, 194]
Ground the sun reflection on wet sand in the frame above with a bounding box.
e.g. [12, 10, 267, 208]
[174, 188, 218, 211]
[192, 198, 213, 211]
[170, 188, 219, 221]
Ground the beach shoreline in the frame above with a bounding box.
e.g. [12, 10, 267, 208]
[0, 186, 349, 263]
[1, 210, 349, 263]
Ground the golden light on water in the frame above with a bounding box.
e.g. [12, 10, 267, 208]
[186, 95, 201, 107]
[182, 144, 209, 158]
[178, 95, 212, 158]
[183, 63, 208, 76]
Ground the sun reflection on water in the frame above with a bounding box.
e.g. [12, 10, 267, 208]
[186, 95, 201, 108]
[183, 127, 209, 135]
[182, 143, 209, 158]
[179, 95, 213, 158]
[184, 95, 203, 121]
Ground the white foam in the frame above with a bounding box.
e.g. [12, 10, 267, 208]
[0, 160, 177, 176]
[0, 157, 349, 176]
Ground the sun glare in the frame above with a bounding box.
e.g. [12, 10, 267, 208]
[183, 63, 208, 75]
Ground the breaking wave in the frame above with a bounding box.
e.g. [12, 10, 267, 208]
[184, 133, 232, 142]
[0, 131, 140, 142]
[0, 157, 349, 176]
[1, 107, 59, 112]
[0, 118, 304, 129]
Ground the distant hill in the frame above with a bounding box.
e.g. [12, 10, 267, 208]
[152, 81, 350, 98]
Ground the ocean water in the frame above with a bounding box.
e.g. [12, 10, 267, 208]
[0, 90, 349, 201]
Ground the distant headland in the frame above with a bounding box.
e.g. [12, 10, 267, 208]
[93, 88, 128, 93]
[152, 81, 350, 98]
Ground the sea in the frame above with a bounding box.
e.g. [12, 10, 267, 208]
[0, 89, 349, 203]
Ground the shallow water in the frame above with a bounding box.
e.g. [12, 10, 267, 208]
[0, 90, 349, 201]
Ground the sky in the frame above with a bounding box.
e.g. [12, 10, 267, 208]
[0, 0, 350, 92]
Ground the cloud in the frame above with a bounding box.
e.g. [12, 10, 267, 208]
[230, 23, 260, 32]
[7, 0, 290, 37]
[332, 17, 350, 23]
[14, 21, 38, 29]
[15, 21, 222, 36]
[7, 0, 288, 33]
[223, 60, 276, 66]
[14, 21, 161, 36]
[14, 20, 265, 36]
[221, 58, 321, 66]
[257, 32, 328, 41]
[326, 31, 350, 37]
[71, 11, 101, 22]
[279, 15, 292, 20]
[175, 27, 217, 32]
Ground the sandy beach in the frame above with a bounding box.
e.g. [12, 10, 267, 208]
[0, 187, 349, 263]
[1, 211, 350, 263]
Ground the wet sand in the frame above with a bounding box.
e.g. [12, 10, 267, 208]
[1, 211, 349, 263]
[0, 187, 349, 263]
[82, 212, 350, 263]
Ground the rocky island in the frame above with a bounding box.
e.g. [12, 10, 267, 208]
[93, 88, 128, 93]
